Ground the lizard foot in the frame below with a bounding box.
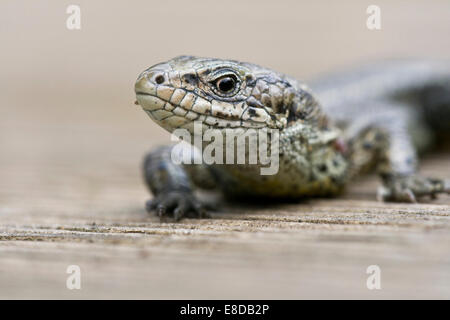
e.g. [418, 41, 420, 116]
[145, 191, 211, 221]
[377, 174, 450, 203]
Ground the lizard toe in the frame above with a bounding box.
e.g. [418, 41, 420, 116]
[145, 191, 210, 221]
[379, 174, 450, 203]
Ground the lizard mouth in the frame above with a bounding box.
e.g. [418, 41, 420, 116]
[135, 88, 271, 132]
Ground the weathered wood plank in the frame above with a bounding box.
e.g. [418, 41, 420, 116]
[0, 152, 449, 299]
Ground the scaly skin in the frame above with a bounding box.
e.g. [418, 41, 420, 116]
[135, 56, 450, 221]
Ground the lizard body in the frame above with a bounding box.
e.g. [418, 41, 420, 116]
[135, 56, 450, 220]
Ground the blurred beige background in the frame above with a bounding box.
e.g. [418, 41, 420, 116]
[1, 0, 450, 159]
[1, 0, 450, 170]
[0, 0, 449, 299]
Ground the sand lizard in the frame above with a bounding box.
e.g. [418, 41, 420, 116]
[134, 56, 450, 221]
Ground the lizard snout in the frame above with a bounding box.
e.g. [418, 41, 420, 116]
[135, 69, 167, 94]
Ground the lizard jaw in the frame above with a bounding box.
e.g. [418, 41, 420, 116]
[135, 68, 279, 133]
[135, 90, 269, 133]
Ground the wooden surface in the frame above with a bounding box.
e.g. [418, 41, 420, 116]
[1, 0, 450, 299]
[1, 147, 449, 299]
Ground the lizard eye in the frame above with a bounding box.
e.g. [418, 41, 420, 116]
[214, 76, 237, 94]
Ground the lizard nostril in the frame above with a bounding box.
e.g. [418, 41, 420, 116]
[155, 74, 165, 84]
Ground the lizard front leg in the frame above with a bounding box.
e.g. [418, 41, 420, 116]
[143, 145, 215, 221]
[346, 102, 449, 202]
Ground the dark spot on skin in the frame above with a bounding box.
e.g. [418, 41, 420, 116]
[380, 173, 393, 182]
[246, 75, 256, 86]
[274, 100, 284, 112]
[280, 80, 292, 88]
[215, 111, 239, 120]
[287, 91, 318, 123]
[183, 73, 198, 86]
[262, 97, 272, 109]
[287, 104, 303, 122]
[363, 142, 372, 150]
[248, 108, 257, 116]
[298, 111, 308, 119]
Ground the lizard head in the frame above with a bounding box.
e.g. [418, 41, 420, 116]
[135, 56, 328, 134]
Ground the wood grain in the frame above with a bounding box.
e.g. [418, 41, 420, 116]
[1, 112, 449, 299]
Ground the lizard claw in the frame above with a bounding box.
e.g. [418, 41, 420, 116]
[378, 174, 450, 203]
[145, 191, 210, 221]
